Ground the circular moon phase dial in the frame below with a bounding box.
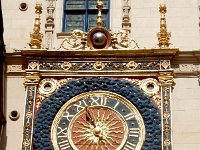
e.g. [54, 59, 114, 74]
[92, 32, 107, 48]
[87, 28, 111, 49]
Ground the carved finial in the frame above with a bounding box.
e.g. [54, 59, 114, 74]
[96, 0, 103, 27]
[157, 4, 171, 48]
[29, 2, 43, 49]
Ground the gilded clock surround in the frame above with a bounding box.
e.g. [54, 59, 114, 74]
[33, 77, 161, 149]
[20, 1, 178, 150]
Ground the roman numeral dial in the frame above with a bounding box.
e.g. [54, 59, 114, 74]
[51, 91, 145, 150]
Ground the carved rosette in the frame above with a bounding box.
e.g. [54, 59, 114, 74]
[158, 72, 174, 150]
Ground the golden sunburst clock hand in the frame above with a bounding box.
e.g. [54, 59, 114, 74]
[85, 106, 96, 127]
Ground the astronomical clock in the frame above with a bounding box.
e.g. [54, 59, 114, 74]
[19, 1, 178, 150]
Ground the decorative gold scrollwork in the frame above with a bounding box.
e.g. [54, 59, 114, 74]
[58, 28, 139, 50]
[111, 30, 129, 49]
[59, 30, 87, 50]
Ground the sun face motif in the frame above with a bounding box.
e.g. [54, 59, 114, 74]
[68, 106, 128, 150]
[51, 91, 145, 150]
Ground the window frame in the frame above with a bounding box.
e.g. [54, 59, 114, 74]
[62, 0, 110, 32]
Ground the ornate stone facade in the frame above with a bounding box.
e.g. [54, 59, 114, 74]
[1, 0, 200, 150]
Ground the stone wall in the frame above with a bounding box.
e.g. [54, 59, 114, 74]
[172, 78, 200, 150]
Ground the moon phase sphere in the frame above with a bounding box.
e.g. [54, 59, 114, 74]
[92, 32, 107, 48]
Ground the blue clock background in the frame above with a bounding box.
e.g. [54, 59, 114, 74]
[33, 77, 161, 150]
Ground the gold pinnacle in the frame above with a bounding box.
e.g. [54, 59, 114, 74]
[96, 0, 103, 27]
[157, 4, 171, 48]
[29, 2, 43, 49]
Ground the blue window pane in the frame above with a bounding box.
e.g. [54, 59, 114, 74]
[88, 14, 107, 29]
[65, 14, 85, 31]
[66, 0, 85, 9]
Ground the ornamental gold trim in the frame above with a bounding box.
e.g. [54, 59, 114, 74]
[158, 71, 174, 150]
[157, 4, 171, 48]
[22, 86, 36, 150]
[125, 78, 161, 109]
[38, 78, 57, 95]
[29, 3, 43, 49]
[140, 78, 160, 96]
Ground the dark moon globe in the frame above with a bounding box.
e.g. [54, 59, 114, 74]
[92, 32, 107, 48]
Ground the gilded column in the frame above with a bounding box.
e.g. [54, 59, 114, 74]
[158, 72, 174, 150]
[21, 71, 40, 150]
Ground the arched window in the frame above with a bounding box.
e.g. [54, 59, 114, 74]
[63, 0, 110, 32]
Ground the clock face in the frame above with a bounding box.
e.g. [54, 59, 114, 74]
[51, 91, 145, 150]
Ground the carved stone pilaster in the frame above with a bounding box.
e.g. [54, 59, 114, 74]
[158, 72, 174, 150]
[122, 0, 131, 33]
[45, 0, 56, 49]
[22, 72, 40, 150]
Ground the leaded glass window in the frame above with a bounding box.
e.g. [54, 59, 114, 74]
[63, 0, 110, 32]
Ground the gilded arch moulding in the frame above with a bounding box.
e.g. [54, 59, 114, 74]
[35, 77, 162, 111]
